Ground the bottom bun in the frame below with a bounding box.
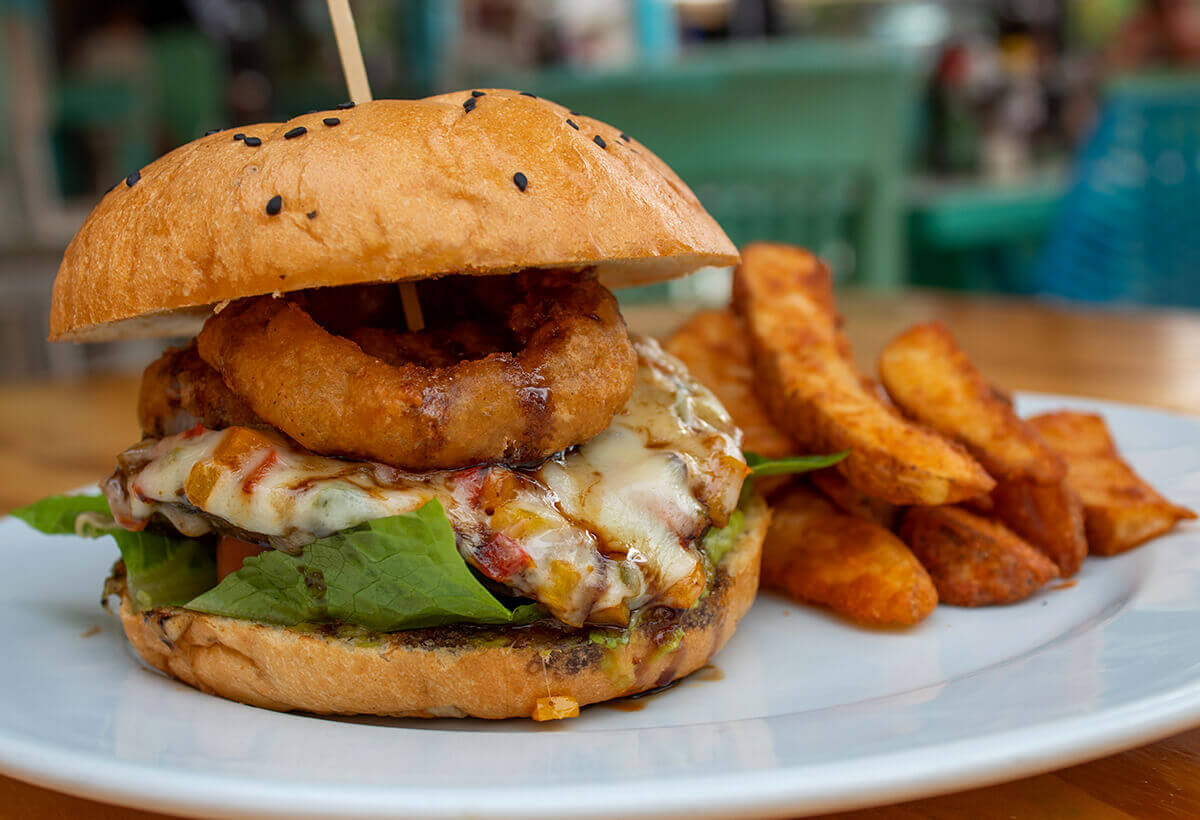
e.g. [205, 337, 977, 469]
[117, 496, 768, 718]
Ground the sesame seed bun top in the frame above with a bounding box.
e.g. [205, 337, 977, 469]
[50, 90, 738, 342]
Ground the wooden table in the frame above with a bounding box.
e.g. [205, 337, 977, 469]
[2, 289, 1199, 819]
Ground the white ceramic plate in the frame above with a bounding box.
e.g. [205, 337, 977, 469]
[2, 393, 1198, 820]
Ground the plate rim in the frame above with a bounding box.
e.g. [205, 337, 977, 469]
[2, 390, 1199, 819]
[4, 682, 1200, 820]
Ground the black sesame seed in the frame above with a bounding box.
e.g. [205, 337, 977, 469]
[336, 101, 356, 110]
[322, 117, 340, 127]
[243, 136, 262, 146]
[519, 91, 537, 98]
[204, 128, 222, 136]
[265, 195, 282, 215]
[306, 210, 317, 219]
[513, 172, 528, 192]
[620, 133, 630, 142]
[593, 135, 607, 149]
[463, 97, 477, 112]
[125, 170, 140, 187]
[566, 119, 579, 130]
[570, 110, 582, 116]
[284, 126, 307, 139]
[471, 90, 486, 97]
[233, 133, 245, 141]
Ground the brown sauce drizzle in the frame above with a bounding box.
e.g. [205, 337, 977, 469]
[690, 664, 725, 682]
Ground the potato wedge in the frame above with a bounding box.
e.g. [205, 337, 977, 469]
[810, 468, 898, 529]
[761, 485, 937, 626]
[732, 242, 994, 506]
[899, 506, 1060, 606]
[991, 478, 1088, 577]
[664, 309, 795, 460]
[878, 322, 1064, 484]
[1029, 411, 1197, 555]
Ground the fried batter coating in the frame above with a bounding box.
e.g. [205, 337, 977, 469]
[138, 342, 261, 437]
[197, 270, 638, 470]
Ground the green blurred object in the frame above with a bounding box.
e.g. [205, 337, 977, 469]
[52, 28, 223, 195]
[473, 41, 917, 290]
[0, 11, 12, 201]
[151, 28, 227, 146]
[54, 76, 152, 185]
[906, 173, 1066, 293]
[1068, 0, 1138, 49]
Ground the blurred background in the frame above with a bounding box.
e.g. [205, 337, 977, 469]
[2, 0, 1200, 380]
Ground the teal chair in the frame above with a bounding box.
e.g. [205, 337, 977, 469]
[54, 75, 153, 187]
[151, 28, 227, 146]
[0, 5, 15, 245]
[53, 28, 224, 193]
[469, 41, 916, 288]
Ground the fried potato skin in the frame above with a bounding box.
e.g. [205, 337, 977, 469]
[811, 468, 898, 529]
[732, 242, 994, 506]
[1029, 411, 1197, 555]
[664, 309, 795, 460]
[899, 506, 1060, 606]
[761, 485, 937, 626]
[991, 479, 1088, 577]
[879, 322, 1064, 484]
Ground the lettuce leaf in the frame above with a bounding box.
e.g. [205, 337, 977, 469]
[10, 494, 217, 609]
[10, 494, 111, 535]
[12, 495, 541, 630]
[186, 499, 543, 630]
[743, 451, 848, 478]
[116, 529, 218, 610]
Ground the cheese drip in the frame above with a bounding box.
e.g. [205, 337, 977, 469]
[112, 338, 747, 627]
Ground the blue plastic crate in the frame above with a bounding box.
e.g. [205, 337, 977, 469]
[1036, 74, 1200, 307]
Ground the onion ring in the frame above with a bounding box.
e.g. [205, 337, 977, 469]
[138, 342, 261, 437]
[196, 271, 638, 470]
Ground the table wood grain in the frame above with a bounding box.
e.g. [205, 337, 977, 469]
[2, 289, 1199, 819]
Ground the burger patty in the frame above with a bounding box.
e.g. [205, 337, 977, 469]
[109, 338, 748, 628]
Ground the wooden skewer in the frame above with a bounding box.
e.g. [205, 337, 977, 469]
[396, 282, 426, 333]
[327, 0, 371, 103]
[326, 0, 425, 332]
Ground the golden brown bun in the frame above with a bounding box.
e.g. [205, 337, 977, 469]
[51, 91, 738, 342]
[116, 496, 767, 718]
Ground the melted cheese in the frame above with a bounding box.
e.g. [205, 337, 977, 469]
[116, 338, 747, 627]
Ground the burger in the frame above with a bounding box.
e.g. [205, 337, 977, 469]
[16, 90, 770, 719]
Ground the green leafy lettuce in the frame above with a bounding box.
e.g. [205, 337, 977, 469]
[189, 499, 543, 630]
[11, 493, 110, 533]
[11, 452, 846, 630]
[12, 494, 217, 609]
[699, 450, 849, 566]
[743, 450, 848, 478]
[12, 494, 541, 630]
[686, 447, 848, 569]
